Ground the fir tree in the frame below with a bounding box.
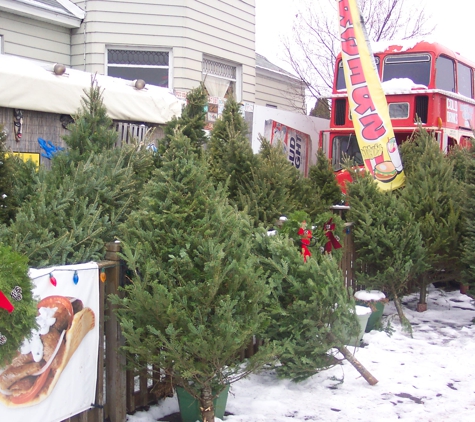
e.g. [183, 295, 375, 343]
[0, 125, 16, 225]
[253, 230, 359, 381]
[236, 137, 302, 227]
[0, 148, 149, 267]
[1, 83, 155, 266]
[62, 77, 118, 158]
[346, 170, 427, 333]
[110, 132, 273, 422]
[399, 129, 464, 309]
[459, 142, 475, 290]
[309, 98, 330, 119]
[207, 96, 257, 202]
[161, 84, 207, 157]
[0, 244, 38, 364]
[308, 148, 343, 207]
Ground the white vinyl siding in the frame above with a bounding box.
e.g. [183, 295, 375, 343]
[0, 10, 70, 64]
[255, 71, 305, 113]
[70, 0, 256, 102]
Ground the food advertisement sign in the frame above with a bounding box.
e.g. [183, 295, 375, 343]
[338, 0, 405, 190]
[0, 263, 99, 422]
[264, 120, 310, 177]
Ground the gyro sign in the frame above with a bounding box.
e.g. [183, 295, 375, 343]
[338, 0, 405, 190]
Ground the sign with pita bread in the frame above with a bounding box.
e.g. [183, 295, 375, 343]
[0, 263, 99, 422]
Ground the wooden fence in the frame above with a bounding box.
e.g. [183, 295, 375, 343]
[63, 225, 357, 422]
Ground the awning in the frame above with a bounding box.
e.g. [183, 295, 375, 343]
[0, 55, 183, 124]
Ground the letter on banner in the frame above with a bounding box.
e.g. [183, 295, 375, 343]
[338, 0, 405, 190]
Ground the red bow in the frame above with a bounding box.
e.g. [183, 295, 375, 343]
[0, 290, 14, 313]
[323, 218, 342, 254]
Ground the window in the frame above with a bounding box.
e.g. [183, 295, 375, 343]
[332, 135, 363, 170]
[336, 57, 380, 91]
[457, 62, 472, 98]
[436, 56, 455, 92]
[388, 102, 409, 119]
[107, 49, 170, 88]
[202, 57, 239, 100]
[382, 54, 431, 86]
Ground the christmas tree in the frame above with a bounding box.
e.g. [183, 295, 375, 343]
[308, 148, 343, 207]
[346, 169, 427, 333]
[0, 244, 38, 364]
[237, 137, 305, 227]
[399, 129, 464, 310]
[207, 95, 257, 203]
[62, 76, 118, 159]
[458, 142, 475, 291]
[111, 132, 273, 422]
[1, 82, 155, 266]
[253, 230, 359, 381]
[0, 125, 16, 225]
[162, 84, 208, 157]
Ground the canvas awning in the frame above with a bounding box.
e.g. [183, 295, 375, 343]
[0, 55, 183, 124]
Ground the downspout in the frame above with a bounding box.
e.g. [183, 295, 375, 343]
[83, 0, 87, 71]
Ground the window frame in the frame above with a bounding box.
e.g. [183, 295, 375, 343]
[457, 62, 473, 99]
[105, 47, 173, 89]
[202, 55, 242, 101]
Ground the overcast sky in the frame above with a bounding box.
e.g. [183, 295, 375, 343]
[255, 0, 475, 73]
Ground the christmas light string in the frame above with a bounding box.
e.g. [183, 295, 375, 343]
[27, 265, 116, 286]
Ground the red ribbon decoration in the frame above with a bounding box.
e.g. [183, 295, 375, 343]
[298, 222, 313, 262]
[0, 290, 14, 313]
[323, 218, 342, 254]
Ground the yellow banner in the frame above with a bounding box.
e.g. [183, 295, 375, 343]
[338, 0, 404, 190]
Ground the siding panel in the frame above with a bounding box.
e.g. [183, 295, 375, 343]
[0, 11, 70, 63]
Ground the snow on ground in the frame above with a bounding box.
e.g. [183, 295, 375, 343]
[127, 285, 475, 422]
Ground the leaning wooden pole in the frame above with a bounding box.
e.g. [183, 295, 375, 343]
[337, 343, 378, 385]
[328, 333, 378, 385]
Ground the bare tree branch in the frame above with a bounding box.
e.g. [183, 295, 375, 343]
[282, 0, 435, 109]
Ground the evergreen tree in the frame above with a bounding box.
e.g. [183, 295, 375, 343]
[0, 125, 16, 225]
[1, 83, 155, 267]
[308, 148, 343, 207]
[0, 148, 149, 267]
[459, 142, 475, 290]
[62, 77, 118, 158]
[161, 84, 207, 157]
[0, 244, 38, 363]
[236, 137, 302, 227]
[207, 96, 257, 202]
[399, 129, 464, 309]
[253, 230, 358, 381]
[346, 170, 427, 333]
[110, 133, 273, 422]
[309, 98, 330, 119]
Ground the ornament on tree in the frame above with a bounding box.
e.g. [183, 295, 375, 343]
[0, 333, 6, 345]
[323, 218, 342, 254]
[11, 286, 23, 301]
[298, 221, 314, 262]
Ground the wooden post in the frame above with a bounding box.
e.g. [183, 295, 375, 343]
[104, 242, 127, 422]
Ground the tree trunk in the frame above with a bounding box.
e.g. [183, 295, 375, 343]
[418, 273, 428, 312]
[391, 287, 413, 337]
[200, 384, 215, 422]
[328, 333, 378, 385]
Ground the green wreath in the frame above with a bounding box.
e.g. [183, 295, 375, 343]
[0, 244, 38, 364]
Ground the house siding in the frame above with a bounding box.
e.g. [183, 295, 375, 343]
[0, 10, 71, 64]
[70, 0, 256, 102]
[255, 71, 305, 113]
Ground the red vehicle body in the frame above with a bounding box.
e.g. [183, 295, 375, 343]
[320, 40, 475, 188]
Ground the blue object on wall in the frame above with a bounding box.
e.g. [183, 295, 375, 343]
[38, 138, 65, 159]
